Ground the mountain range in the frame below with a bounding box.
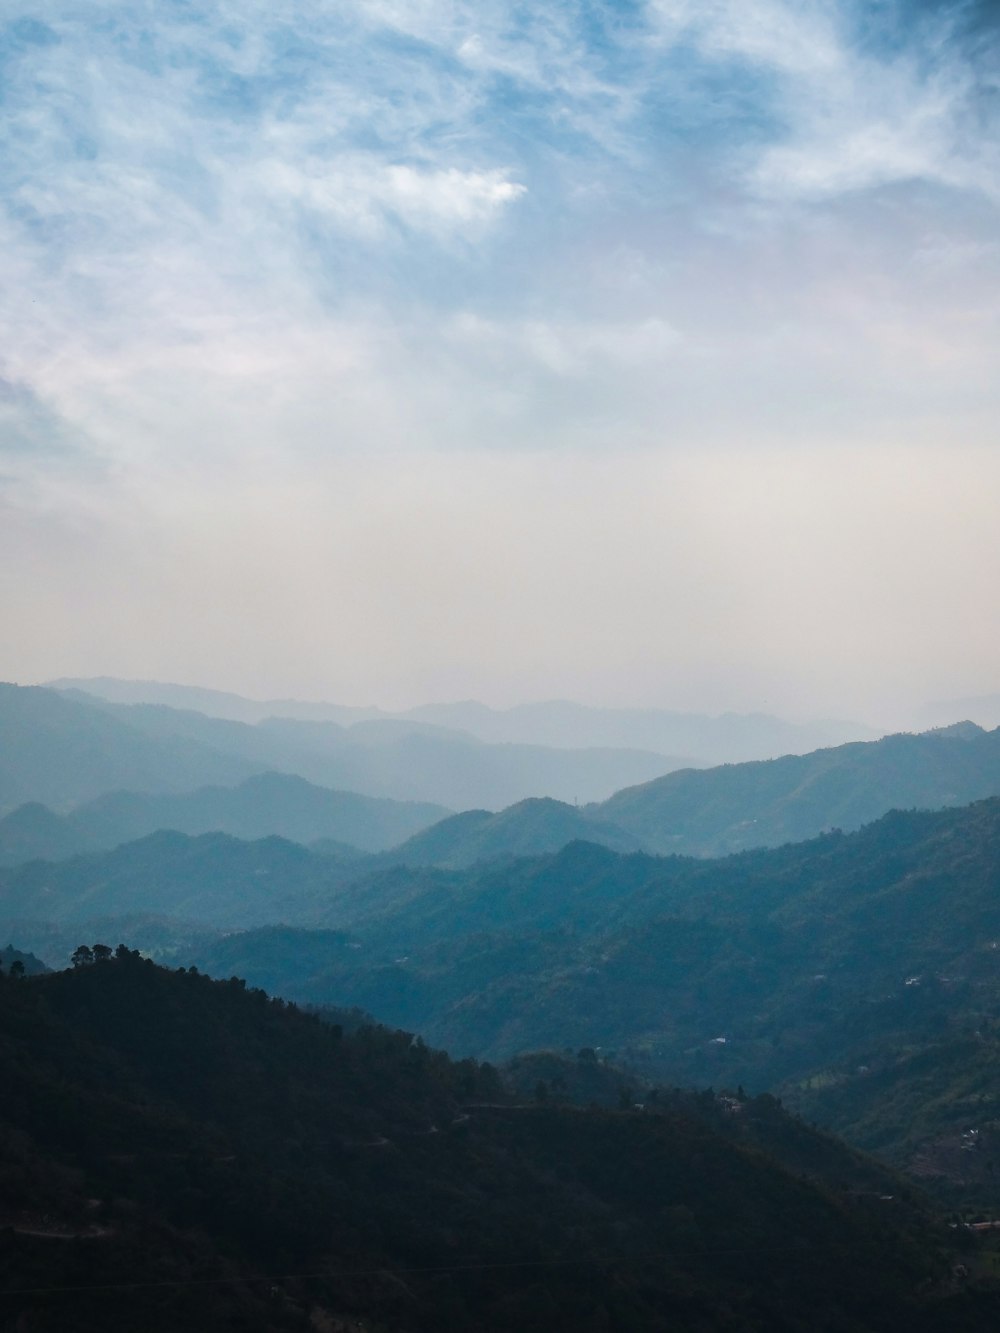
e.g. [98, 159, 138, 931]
[1, 682, 686, 811]
[6, 679, 1000, 1213]
[5, 685, 999, 870]
[359, 719, 1000, 865]
[51, 674, 873, 763]
[9, 792, 1000, 1191]
[594, 720, 1000, 855]
[0, 771, 443, 863]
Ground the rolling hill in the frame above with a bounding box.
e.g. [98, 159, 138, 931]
[592, 722, 1000, 855]
[0, 771, 445, 864]
[389, 796, 642, 868]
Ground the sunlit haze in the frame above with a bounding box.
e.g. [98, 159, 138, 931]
[3, 0, 999, 725]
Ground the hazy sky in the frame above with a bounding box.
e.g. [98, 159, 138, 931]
[2, 0, 998, 723]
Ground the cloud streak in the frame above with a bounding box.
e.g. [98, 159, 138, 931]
[1, 0, 999, 717]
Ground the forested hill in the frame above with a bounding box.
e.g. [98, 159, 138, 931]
[8, 796, 1000, 1193]
[146, 800, 1000, 1110]
[593, 722, 1000, 855]
[1, 952, 995, 1332]
[390, 796, 643, 868]
[0, 771, 444, 864]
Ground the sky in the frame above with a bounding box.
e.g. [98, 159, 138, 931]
[1, 0, 998, 725]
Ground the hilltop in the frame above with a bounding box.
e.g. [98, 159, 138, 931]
[0, 952, 993, 1332]
[592, 722, 1000, 856]
[0, 771, 444, 864]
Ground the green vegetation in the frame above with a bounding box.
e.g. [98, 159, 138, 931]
[8, 760, 1000, 1214]
[595, 722, 1000, 855]
[391, 796, 642, 867]
[23, 796, 991, 1194]
[1, 952, 996, 1331]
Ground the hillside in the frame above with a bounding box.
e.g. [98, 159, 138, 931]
[594, 723, 1000, 855]
[0, 683, 257, 813]
[0, 771, 445, 864]
[0, 953, 993, 1332]
[0, 830, 352, 929]
[390, 796, 642, 868]
[791, 1033, 1000, 1198]
[0, 802, 98, 865]
[9, 795, 1000, 1188]
[131, 799, 1000, 1181]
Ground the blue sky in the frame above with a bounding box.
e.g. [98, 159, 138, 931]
[1, 0, 998, 720]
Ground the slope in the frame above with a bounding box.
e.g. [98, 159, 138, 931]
[0, 773, 445, 866]
[595, 723, 1000, 855]
[390, 796, 642, 868]
[0, 953, 991, 1333]
[0, 683, 257, 813]
[153, 801, 1000, 1116]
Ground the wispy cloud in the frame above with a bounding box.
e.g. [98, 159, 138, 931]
[647, 0, 999, 200]
[2, 0, 999, 713]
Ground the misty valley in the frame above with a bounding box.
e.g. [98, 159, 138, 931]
[4, 680, 1000, 1329]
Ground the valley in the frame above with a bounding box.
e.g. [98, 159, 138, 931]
[4, 681, 1000, 1326]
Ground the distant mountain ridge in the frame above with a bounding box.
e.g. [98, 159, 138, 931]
[591, 720, 1000, 856]
[0, 771, 441, 864]
[350, 719, 1000, 868]
[29, 683, 684, 808]
[50, 675, 872, 763]
[6, 688, 1000, 873]
[0, 682, 258, 813]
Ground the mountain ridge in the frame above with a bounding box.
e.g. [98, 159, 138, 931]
[1, 950, 991, 1332]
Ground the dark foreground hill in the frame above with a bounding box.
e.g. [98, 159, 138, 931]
[0, 953, 996, 1333]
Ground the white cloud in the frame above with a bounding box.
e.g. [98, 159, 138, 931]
[647, 0, 999, 201]
[3, 0, 1000, 715]
[257, 158, 525, 235]
[451, 313, 680, 376]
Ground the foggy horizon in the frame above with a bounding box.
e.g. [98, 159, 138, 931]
[3, 1, 999, 725]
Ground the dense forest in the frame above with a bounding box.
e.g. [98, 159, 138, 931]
[5, 796, 1000, 1194]
[2, 952, 999, 1332]
[5, 691, 1000, 1318]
